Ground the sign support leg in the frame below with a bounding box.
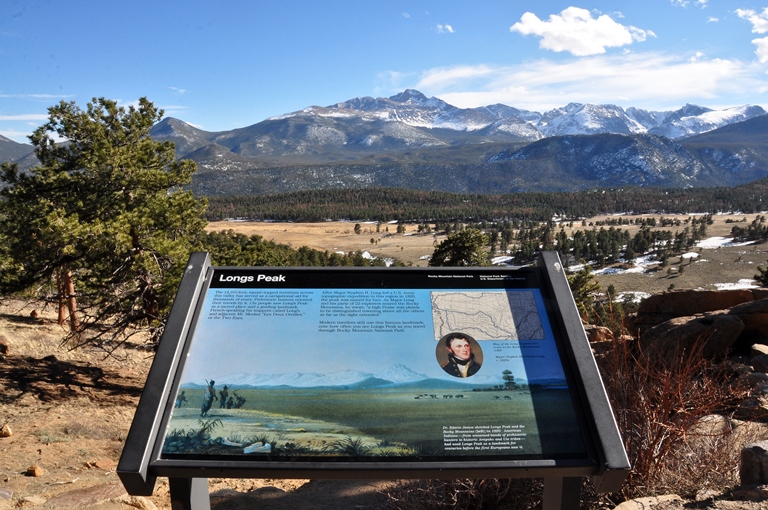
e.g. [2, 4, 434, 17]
[542, 477, 581, 510]
[169, 478, 210, 510]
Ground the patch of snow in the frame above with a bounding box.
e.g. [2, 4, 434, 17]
[616, 291, 651, 303]
[713, 279, 758, 290]
[696, 236, 754, 249]
[682, 252, 700, 259]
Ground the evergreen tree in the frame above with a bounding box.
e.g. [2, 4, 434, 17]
[567, 267, 601, 319]
[429, 229, 490, 267]
[0, 97, 207, 345]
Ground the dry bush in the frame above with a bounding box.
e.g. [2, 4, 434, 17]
[383, 478, 542, 510]
[656, 416, 767, 497]
[598, 335, 752, 500]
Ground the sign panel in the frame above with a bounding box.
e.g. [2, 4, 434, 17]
[159, 266, 591, 464]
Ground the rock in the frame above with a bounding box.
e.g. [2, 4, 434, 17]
[742, 440, 768, 485]
[754, 354, 768, 373]
[639, 289, 755, 317]
[115, 494, 158, 510]
[0, 423, 11, 437]
[732, 483, 768, 501]
[624, 312, 675, 336]
[639, 314, 744, 367]
[42, 483, 127, 508]
[18, 495, 46, 506]
[25, 464, 44, 477]
[734, 396, 768, 421]
[614, 494, 683, 509]
[93, 458, 116, 470]
[0, 335, 8, 355]
[729, 298, 768, 346]
[584, 324, 614, 343]
[753, 343, 768, 357]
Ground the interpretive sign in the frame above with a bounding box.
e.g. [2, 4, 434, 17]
[118, 252, 629, 510]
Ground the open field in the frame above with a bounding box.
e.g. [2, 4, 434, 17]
[164, 387, 582, 458]
[207, 213, 768, 296]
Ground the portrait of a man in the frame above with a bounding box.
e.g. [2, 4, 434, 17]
[438, 332, 482, 378]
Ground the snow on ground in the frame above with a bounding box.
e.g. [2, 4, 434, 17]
[567, 237, 758, 290]
[695, 237, 753, 249]
[616, 291, 651, 303]
[713, 279, 758, 290]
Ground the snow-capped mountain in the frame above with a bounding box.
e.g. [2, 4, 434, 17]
[210, 363, 431, 388]
[5, 89, 768, 195]
[189, 362, 514, 389]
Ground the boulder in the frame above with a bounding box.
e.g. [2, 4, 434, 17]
[584, 324, 614, 343]
[639, 313, 744, 367]
[624, 312, 675, 337]
[638, 289, 755, 317]
[729, 298, 768, 346]
[734, 396, 768, 421]
[754, 354, 768, 373]
[753, 343, 768, 357]
[741, 440, 768, 485]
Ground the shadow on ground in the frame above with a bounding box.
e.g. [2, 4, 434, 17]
[0, 353, 144, 405]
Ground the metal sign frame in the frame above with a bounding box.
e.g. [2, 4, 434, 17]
[118, 251, 629, 509]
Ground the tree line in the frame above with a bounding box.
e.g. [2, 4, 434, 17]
[203, 183, 768, 224]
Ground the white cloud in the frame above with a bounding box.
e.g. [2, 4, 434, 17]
[689, 51, 706, 62]
[737, 8, 768, 34]
[510, 7, 652, 57]
[436, 24, 454, 34]
[0, 129, 36, 143]
[402, 12, 410, 19]
[707, 17, 719, 23]
[169, 86, 188, 94]
[671, 0, 707, 7]
[0, 93, 72, 101]
[0, 113, 48, 121]
[753, 37, 768, 63]
[403, 53, 765, 112]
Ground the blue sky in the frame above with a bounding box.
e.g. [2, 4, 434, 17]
[3, 1, 768, 143]
[178, 288, 565, 386]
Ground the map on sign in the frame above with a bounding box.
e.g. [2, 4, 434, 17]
[431, 290, 545, 341]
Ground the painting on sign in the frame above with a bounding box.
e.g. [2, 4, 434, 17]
[161, 269, 588, 462]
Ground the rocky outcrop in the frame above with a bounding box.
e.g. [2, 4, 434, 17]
[638, 314, 744, 367]
[625, 289, 768, 357]
[626, 289, 768, 336]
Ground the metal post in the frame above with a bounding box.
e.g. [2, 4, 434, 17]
[542, 477, 582, 510]
[169, 478, 210, 510]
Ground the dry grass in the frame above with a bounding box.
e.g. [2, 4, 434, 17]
[598, 336, 757, 500]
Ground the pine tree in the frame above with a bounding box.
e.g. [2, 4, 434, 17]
[0, 97, 207, 346]
[429, 229, 490, 267]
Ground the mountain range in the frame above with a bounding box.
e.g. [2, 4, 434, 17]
[2, 89, 768, 194]
[181, 363, 509, 390]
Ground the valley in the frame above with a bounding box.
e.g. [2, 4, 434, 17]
[207, 213, 768, 297]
